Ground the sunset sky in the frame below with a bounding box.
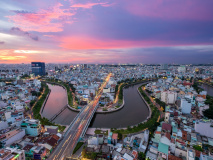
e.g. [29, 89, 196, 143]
[1, 0, 213, 64]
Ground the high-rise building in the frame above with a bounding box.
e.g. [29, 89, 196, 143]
[31, 62, 45, 76]
[160, 64, 168, 70]
[161, 91, 177, 104]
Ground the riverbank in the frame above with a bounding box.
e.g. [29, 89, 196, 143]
[43, 79, 157, 127]
[96, 79, 153, 113]
[196, 82, 213, 119]
[45, 79, 154, 115]
[111, 83, 160, 135]
[32, 82, 66, 131]
[44, 79, 74, 106]
[44, 79, 82, 113]
[39, 88, 51, 117]
[44, 79, 125, 113]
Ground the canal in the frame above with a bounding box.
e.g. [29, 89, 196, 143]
[42, 84, 77, 121]
[43, 83, 149, 128]
[199, 83, 213, 96]
[90, 83, 149, 128]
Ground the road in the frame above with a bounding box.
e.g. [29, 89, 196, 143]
[142, 87, 164, 118]
[48, 73, 111, 160]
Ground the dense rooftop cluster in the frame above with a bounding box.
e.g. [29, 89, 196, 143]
[0, 63, 213, 159]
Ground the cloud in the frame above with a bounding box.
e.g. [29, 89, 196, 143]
[14, 50, 48, 54]
[0, 55, 26, 60]
[11, 10, 33, 14]
[171, 45, 213, 52]
[59, 36, 134, 49]
[120, 0, 213, 21]
[59, 34, 213, 50]
[11, 27, 39, 41]
[7, 3, 75, 32]
[0, 41, 5, 44]
[71, 2, 112, 9]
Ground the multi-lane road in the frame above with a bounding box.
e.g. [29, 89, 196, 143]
[48, 73, 112, 160]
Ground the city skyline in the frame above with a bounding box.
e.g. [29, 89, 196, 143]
[1, 0, 213, 64]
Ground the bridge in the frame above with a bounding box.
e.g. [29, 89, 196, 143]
[49, 105, 68, 122]
[48, 73, 112, 160]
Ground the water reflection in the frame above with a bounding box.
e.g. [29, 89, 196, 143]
[44, 83, 149, 128]
[200, 83, 213, 96]
[90, 83, 149, 128]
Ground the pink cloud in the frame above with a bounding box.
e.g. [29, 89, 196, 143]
[70, 2, 112, 9]
[7, 3, 75, 32]
[121, 0, 213, 20]
[59, 34, 213, 50]
[59, 36, 171, 50]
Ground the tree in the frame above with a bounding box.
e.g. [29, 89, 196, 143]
[21, 74, 30, 79]
[193, 145, 203, 151]
[127, 126, 131, 130]
[30, 100, 36, 107]
[138, 152, 145, 160]
[203, 108, 213, 119]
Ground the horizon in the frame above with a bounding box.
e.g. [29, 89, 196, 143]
[1, 0, 213, 64]
[0, 62, 213, 65]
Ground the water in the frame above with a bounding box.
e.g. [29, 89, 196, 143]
[53, 108, 78, 125]
[200, 83, 213, 96]
[43, 83, 149, 128]
[42, 84, 77, 121]
[90, 83, 149, 128]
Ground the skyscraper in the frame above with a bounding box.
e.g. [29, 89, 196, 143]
[160, 64, 168, 70]
[31, 62, 45, 76]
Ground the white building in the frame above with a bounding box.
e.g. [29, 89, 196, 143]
[164, 112, 170, 123]
[195, 121, 213, 138]
[103, 88, 110, 93]
[88, 137, 98, 146]
[0, 121, 9, 130]
[200, 152, 213, 160]
[1, 129, 25, 147]
[6, 147, 25, 160]
[0, 148, 25, 160]
[181, 98, 192, 114]
[161, 91, 177, 104]
[187, 149, 195, 160]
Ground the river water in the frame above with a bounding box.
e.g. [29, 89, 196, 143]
[199, 83, 213, 96]
[43, 83, 149, 128]
[42, 84, 77, 120]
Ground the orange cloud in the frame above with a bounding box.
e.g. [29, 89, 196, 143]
[7, 3, 75, 32]
[0, 49, 34, 63]
[0, 55, 26, 60]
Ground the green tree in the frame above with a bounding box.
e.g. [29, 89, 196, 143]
[138, 152, 145, 160]
[193, 145, 203, 151]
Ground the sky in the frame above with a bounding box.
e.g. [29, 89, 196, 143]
[0, 0, 213, 64]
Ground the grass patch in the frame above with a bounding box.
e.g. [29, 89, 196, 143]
[73, 142, 84, 154]
[103, 108, 108, 111]
[95, 129, 108, 136]
[115, 105, 120, 108]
